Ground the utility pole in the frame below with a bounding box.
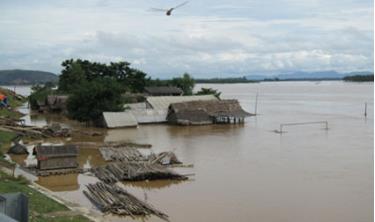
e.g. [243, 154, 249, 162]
[254, 92, 258, 115]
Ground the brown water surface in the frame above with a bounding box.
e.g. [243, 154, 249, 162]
[4, 81, 373, 222]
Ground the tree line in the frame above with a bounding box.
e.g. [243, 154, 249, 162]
[30, 59, 221, 124]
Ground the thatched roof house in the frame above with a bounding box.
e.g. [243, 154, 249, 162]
[34, 145, 78, 170]
[144, 86, 183, 96]
[167, 99, 252, 125]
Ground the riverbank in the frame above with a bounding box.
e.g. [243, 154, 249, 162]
[0, 87, 92, 222]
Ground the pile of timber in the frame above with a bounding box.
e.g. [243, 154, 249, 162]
[41, 123, 71, 137]
[84, 182, 169, 221]
[104, 141, 152, 149]
[99, 147, 148, 162]
[99, 147, 182, 165]
[0, 117, 25, 126]
[0, 123, 71, 139]
[92, 162, 188, 183]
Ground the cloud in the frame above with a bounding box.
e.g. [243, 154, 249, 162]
[0, 0, 372, 77]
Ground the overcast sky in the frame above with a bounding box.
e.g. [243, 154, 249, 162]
[0, 0, 373, 78]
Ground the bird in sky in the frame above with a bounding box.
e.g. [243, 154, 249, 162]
[150, 1, 189, 16]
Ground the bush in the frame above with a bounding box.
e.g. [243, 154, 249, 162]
[67, 78, 125, 124]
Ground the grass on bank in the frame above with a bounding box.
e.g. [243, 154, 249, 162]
[0, 87, 26, 119]
[0, 171, 91, 222]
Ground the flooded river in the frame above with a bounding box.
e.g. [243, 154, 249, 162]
[2, 81, 374, 222]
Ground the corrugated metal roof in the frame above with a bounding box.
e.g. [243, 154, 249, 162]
[125, 102, 147, 110]
[103, 111, 138, 128]
[146, 95, 218, 110]
[131, 109, 168, 123]
[35, 145, 78, 158]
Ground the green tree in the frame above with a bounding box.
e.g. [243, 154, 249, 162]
[67, 78, 125, 124]
[196, 87, 221, 99]
[58, 59, 148, 93]
[171, 73, 195, 95]
[58, 61, 86, 93]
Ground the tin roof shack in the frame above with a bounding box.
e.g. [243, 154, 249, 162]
[102, 111, 138, 128]
[167, 99, 252, 125]
[34, 145, 78, 171]
[0, 193, 28, 222]
[144, 86, 183, 96]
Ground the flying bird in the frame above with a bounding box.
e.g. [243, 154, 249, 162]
[150, 1, 189, 16]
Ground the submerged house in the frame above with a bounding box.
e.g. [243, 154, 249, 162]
[102, 95, 219, 128]
[34, 145, 79, 170]
[144, 86, 183, 96]
[167, 99, 252, 125]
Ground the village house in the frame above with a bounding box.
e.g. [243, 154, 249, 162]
[144, 86, 183, 96]
[102, 95, 218, 128]
[167, 99, 252, 125]
[34, 145, 79, 170]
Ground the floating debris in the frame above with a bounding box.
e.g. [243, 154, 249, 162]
[84, 182, 169, 221]
[42, 123, 71, 137]
[92, 162, 189, 183]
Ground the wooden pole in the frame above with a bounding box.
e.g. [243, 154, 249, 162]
[254, 92, 258, 115]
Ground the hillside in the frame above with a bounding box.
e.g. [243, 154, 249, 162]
[0, 69, 58, 85]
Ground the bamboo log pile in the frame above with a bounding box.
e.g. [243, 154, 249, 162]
[104, 141, 152, 149]
[99, 147, 182, 166]
[92, 162, 188, 183]
[99, 147, 148, 162]
[83, 182, 169, 221]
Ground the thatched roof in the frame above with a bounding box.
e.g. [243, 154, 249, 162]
[144, 86, 183, 95]
[34, 145, 78, 159]
[168, 99, 252, 119]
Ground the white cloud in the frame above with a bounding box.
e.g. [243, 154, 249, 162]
[0, 0, 372, 77]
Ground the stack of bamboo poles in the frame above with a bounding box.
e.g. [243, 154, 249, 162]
[84, 182, 169, 221]
[99, 147, 182, 165]
[99, 147, 148, 162]
[92, 162, 188, 183]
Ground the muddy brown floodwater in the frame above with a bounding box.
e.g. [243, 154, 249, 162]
[3, 81, 373, 222]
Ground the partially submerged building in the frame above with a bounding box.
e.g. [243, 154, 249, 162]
[102, 95, 219, 128]
[167, 99, 252, 125]
[144, 86, 183, 96]
[34, 145, 79, 170]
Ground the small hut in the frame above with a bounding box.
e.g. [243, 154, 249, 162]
[167, 99, 252, 125]
[34, 145, 78, 170]
[144, 87, 183, 96]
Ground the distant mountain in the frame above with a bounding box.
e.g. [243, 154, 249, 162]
[246, 70, 373, 81]
[0, 69, 58, 85]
